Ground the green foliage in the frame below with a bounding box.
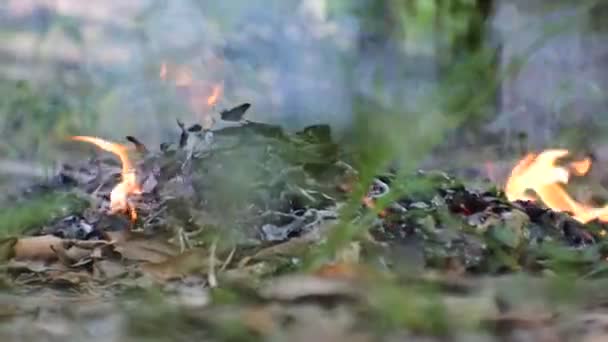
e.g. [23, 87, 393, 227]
[0, 192, 88, 237]
[367, 280, 449, 335]
[0, 79, 97, 159]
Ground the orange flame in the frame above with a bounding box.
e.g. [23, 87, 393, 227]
[505, 149, 608, 223]
[71, 136, 141, 222]
[159, 61, 224, 128]
[570, 157, 592, 176]
[207, 83, 223, 107]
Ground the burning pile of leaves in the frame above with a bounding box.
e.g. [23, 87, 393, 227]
[4, 107, 608, 340]
[0, 105, 351, 286]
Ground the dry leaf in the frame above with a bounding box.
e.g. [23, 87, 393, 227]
[93, 260, 128, 280]
[6, 259, 57, 273]
[140, 249, 210, 281]
[106, 231, 178, 263]
[0, 238, 18, 262]
[13, 235, 64, 261]
[238, 234, 316, 268]
[47, 270, 92, 286]
[11, 235, 109, 264]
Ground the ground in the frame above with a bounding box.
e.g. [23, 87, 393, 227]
[1, 120, 608, 342]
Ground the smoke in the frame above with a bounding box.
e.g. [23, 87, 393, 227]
[1, 0, 444, 150]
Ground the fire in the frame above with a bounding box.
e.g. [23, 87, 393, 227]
[159, 61, 223, 107]
[570, 157, 592, 176]
[71, 136, 142, 222]
[159, 61, 224, 127]
[207, 83, 222, 107]
[505, 149, 608, 224]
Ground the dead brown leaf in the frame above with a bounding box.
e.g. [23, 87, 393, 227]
[13, 235, 64, 261]
[6, 259, 58, 273]
[140, 248, 210, 282]
[47, 270, 92, 286]
[238, 234, 316, 268]
[61, 240, 110, 266]
[51, 245, 83, 266]
[0, 237, 17, 262]
[11, 235, 109, 265]
[93, 260, 128, 280]
[106, 231, 178, 263]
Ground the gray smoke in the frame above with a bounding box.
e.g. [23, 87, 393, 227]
[1, 0, 444, 149]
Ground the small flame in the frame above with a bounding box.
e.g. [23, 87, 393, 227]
[159, 61, 221, 104]
[207, 84, 223, 107]
[569, 157, 592, 176]
[159, 61, 224, 127]
[505, 149, 608, 224]
[71, 136, 142, 221]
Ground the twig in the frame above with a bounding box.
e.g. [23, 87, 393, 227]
[220, 247, 236, 272]
[176, 227, 192, 253]
[208, 238, 218, 288]
[181, 149, 194, 173]
[144, 206, 167, 225]
[184, 227, 205, 239]
[295, 186, 317, 203]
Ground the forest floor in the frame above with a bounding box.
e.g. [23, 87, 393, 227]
[1, 118, 608, 342]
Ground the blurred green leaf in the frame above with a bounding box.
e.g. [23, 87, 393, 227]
[0, 192, 88, 237]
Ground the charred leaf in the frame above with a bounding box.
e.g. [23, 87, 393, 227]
[220, 103, 251, 122]
[126, 136, 149, 154]
[187, 124, 203, 132]
[176, 119, 189, 148]
[213, 121, 288, 141]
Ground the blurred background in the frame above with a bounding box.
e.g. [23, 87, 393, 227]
[1, 0, 607, 190]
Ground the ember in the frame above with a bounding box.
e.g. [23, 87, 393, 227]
[505, 149, 608, 224]
[71, 136, 142, 222]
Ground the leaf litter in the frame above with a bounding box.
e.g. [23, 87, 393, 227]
[2, 114, 608, 340]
